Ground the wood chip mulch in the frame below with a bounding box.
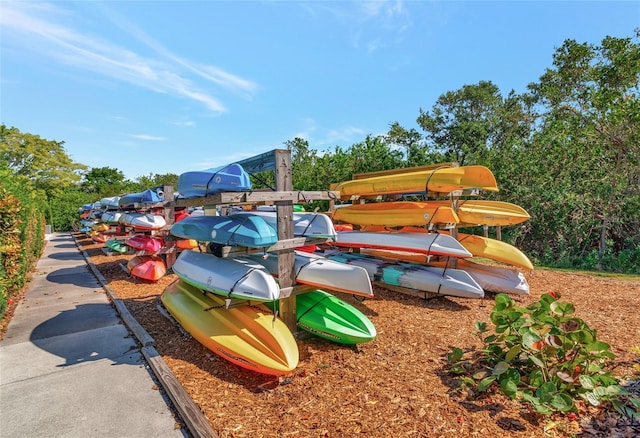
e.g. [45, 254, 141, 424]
[7, 234, 640, 437]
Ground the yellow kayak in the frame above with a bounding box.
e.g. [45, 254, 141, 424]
[330, 165, 498, 199]
[360, 227, 533, 270]
[161, 279, 299, 376]
[332, 202, 460, 227]
[429, 200, 530, 227]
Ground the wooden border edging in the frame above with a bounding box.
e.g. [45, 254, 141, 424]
[72, 233, 218, 438]
[142, 345, 217, 438]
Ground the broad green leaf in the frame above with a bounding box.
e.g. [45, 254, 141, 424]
[529, 370, 545, 387]
[478, 376, 496, 392]
[474, 321, 487, 333]
[528, 354, 546, 368]
[492, 361, 509, 376]
[586, 392, 600, 406]
[500, 378, 518, 398]
[579, 374, 595, 390]
[522, 331, 542, 349]
[551, 393, 574, 412]
[505, 345, 522, 362]
[447, 347, 464, 363]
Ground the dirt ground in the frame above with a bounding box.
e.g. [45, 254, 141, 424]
[4, 235, 640, 437]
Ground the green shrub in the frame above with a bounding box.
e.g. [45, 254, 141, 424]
[448, 292, 640, 417]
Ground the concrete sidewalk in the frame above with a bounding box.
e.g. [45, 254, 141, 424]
[0, 232, 188, 438]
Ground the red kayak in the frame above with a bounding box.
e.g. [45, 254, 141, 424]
[127, 255, 166, 281]
[125, 235, 165, 253]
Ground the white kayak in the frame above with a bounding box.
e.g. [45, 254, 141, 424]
[323, 251, 484, 299]
[101, 211, 123, 224]
[233, 211, 337, 239]
[232, 251, 374, 298]
[430, 259, 529, 295]
[333, 231, 473, 258]
[118, 212, 167, 231]
[171, 250, 280, 301]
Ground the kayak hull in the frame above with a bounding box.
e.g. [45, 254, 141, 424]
[170, 215, 277, 247]
[266, 290, 376, 344]
[171, 250, 280, 301]
[161, 280, 298, 376]
[127, 255, 166, 281]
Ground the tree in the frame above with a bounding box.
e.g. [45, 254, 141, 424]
[81, 166, 128, 196]
[0, 125, 87, 197]
[416, 81, 505, 165]
[526, 31, 640, 267]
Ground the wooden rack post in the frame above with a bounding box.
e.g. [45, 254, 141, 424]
[274, 150, 297, 332]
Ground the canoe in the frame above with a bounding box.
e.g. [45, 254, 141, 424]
[233, 211, 337, 239]
[428, 200, 530, 227]
[105, 239, 129, 253]
[264, 290, 376, 344]
[360, 227, 534, 270]
[429, 259, 529, 295]
[323, 251, 484, 299]
[101, 211, 123, 224]
[125, 235, 165, 253]
[170, 215, 277, 247]
[232, 251, 374, 298]
[177, 163, 252, 198]
[127, 255, 166, 281]
[171, 250, 280, 301]
[332, 201, 460, 227]
[332, 231, 473, 258]
[161, 279, 298, 376]
[118, 188, 164, 206]
[118, 212, 167, 231]
[330, 165, 498, 199]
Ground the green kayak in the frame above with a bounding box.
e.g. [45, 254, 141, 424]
[105, 239, 129, 253]
[267, 290, 376, 345]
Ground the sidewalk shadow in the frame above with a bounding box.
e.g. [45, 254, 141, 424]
[44, 266, 101, 288]
[29, 303, 140, 367]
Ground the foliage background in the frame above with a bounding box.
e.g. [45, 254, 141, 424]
[0, 32, 638, 319]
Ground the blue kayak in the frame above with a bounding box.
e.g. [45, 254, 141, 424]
[170, 214, 277, 247]
[118, 187, 164, 206]
[177, 163, 252, 198]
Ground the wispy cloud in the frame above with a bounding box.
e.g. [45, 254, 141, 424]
[320, 126, 366, 145]
[301, 0, 412, 53]
[131, 134, 166, 141]
[171, 121, 196, 127]
[0, 2, 258, 113]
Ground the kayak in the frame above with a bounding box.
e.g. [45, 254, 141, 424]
[332, 230, 473, 258]
[171, 250, 280, 301]
[118, 188, 164, 207]
[233, 211, 337, 239]
[429, 259, 529, 295]
[118, 212, 167, 231]
[161, 279, 298, 376]
[332, 202, 460, 227]
[127, 255, 166, 281]
[264, 290, 376, 344]
[101, 211, 123, 225]
[232, 250, 374, 298]
[170, 214, 277, 247]
[331, 165, 498, 199]
[177, 163, 252, 198]
[105, 239, 129, 253]
[323, 251, 484, 299]
[125, 235, 165, 253]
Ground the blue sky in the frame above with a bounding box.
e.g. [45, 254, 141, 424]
[1, 1, 637, 180]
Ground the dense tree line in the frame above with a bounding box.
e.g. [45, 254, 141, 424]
[1, 31, 638, 286]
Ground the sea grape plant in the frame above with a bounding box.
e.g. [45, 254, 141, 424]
[448, 292, 640, 417]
